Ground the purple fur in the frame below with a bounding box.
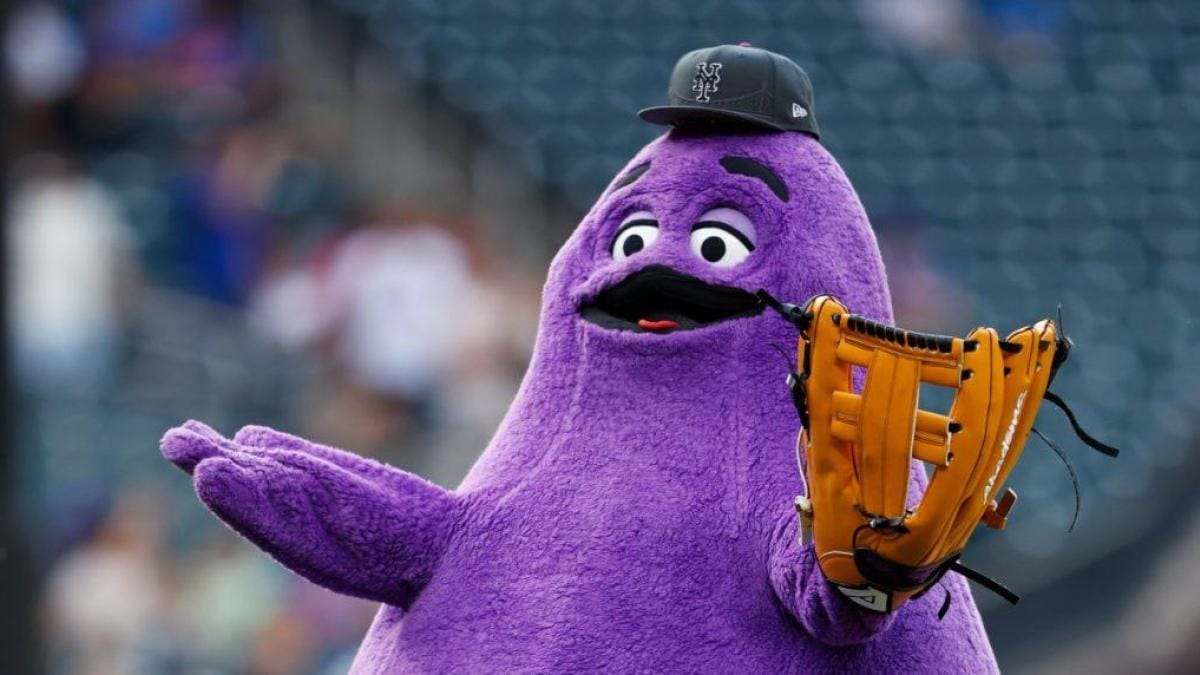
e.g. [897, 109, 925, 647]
[162, 129, 997, 672]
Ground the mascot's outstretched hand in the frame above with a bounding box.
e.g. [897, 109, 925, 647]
[161, 421, 460, 608]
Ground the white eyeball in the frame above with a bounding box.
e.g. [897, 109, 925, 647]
[611, 212, 659, 261]
[690, 208, 755, 268]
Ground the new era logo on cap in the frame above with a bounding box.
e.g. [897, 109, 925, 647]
[792, 103, 808, 118]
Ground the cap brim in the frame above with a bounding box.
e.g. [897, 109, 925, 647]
[637, 105, 788, 132]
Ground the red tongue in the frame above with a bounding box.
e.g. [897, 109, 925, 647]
[638, 318, 679, 332]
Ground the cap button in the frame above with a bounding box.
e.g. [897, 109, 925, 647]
[739, 41, 751, 47]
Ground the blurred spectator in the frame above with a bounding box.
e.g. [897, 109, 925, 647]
[4, 2, 86, 104]
[250, 208, 483, 454]
[876, 216, 976, 332]
[164, 0, 266, 93]
[859, 0, 1065, 59]
[175, 534, 286, 665]
[976, 0, 1066, 61]
[172, 122, 279, 304]
[41, 489, 173, 675]
[858, 0, 976, 54]
[975, 0, 1067, 40]
[245, 613, 317, 675]
[320, 214, 475, 401]
[7, 154, 139, 387]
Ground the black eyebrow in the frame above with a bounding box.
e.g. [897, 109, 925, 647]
[615, 217, 658, 235]
[612, 161, 651, 190]
[691, 220, 755, 251]
[719, 156, 789, 202]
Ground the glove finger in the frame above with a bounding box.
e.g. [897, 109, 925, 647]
[898, 328, 1006, 563]
[233, 424, 308, 450]
[182, 419, 224, 440]
[234, 424, 417, 492]
[802, 296, 867, 586]
[943, 320, 1054, 548]
[161, 425, 240, 475]
[855, 350, 921, 520]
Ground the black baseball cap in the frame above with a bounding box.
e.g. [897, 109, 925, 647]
[639, 43, 820, 139]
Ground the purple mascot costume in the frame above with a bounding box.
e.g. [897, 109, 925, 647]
[162, 45, 999, 672]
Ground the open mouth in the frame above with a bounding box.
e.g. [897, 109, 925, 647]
[579, 265, 763, 333]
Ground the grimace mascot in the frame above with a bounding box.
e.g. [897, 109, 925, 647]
[163, 45, 1003, 672]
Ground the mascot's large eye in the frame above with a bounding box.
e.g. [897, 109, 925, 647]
[690, 208, 756, 268]
[611, 212, 659, 261]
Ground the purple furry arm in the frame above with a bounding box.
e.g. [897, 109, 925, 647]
[768, 515, 895, 646]
[161, 422, 462, 608]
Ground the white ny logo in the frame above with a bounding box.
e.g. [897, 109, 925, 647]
[692, 62, 722, 102]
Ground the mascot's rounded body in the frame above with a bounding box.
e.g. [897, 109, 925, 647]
[164, 130, 998, 672]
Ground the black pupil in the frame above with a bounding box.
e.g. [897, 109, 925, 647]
[622, 233, 644, 257]
[701, 236, 726, 262]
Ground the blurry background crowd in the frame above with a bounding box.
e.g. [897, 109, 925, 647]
[2, 0, 1198, 673]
